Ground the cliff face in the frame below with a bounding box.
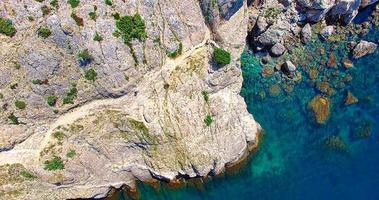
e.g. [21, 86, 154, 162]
[0, 0, 260, 199]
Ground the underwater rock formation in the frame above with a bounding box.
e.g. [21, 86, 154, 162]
[309, 95, 331, 124]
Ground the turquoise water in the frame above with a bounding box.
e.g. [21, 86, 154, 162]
[113, 19, 379, 200]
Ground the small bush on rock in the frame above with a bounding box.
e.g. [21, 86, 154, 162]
[68, 0, 80, 8]
[0, 17, 16, 37]
[15, 100, 26, 109]
[115, 13, 147, 44]
[38, 27, 51, 38]
[84, 68, 97, 81]
[47, 95, 57, 106]
[44, 156, 64, 171]
[213, 48, 231, 65]
[204, 115, 213, 126]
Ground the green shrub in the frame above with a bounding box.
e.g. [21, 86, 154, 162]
[77, 49, 91, 66]
[0, 93, 3, 99]
[41, 6, 51, 16]
[71, 12, 84, 26]
[112, 12, 120, 20]
[63, 84, 77, 104]
[66, 149, 76, 158]
[89, 11, 97, 21]
[8, 113, 19, 125]
[50, 0, 58, 8]
[53, 131, 65, 141]
[84, 68, 97, 81]
[115, 13, 147, 44]
[78, 49, 91, 60]
[68, 0, 80, 8]
[27, 16, 34, 21]
[213, 48, 231, 65]
[168, 43, 183, 58]
[204, 115, 213, 126]
[44, 156, 64, 171]
[47, 95, 57, 106]
[202, 91, 209, 102]
[93, 32, 103, 42]
[20, 171, 37, 179]
[35, 0, 45, 2]
[0, 17, 16, 37]
[38, 27, 51, 38]
[105, 0, 112, 6]
[15, 100, 26, 109]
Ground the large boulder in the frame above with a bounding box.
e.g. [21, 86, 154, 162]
[352, 40, 377, 58]
[270, 43, 286, 56]
[301, 23, 312, 44]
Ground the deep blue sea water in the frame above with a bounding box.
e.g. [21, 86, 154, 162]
[114, 16, 379, 200]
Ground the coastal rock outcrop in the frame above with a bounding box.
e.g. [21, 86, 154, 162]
[0, 0, 261, 199]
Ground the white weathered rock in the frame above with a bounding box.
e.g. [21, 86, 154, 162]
[301, 24, 312, 44]
[320, 26, 335, 38]
[353, 40, 378, 58]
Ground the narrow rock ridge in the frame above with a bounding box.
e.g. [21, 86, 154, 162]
[0, 0, 260, 199]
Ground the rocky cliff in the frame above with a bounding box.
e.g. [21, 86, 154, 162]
[0, 0, 260, 199]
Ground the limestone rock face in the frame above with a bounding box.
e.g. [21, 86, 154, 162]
[0, 0, 260, 199]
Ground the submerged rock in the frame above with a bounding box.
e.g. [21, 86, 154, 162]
[342, 58, 354, 68]
[345, 91, 358, 105]
[308, 95, 331, 124]
[324, 135, 348, 152]
[352, 40, 377, 58]
[352, 121, 372, 139]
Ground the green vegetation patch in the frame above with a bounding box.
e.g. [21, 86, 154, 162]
[50, 0, 59, 8]
[202, 90, 209, 102]
[15, 100, 26, 109]
[44, 156, 64, 171]
[204, 115, 213, 126]
[84, 68, 97, 81]
[89, 11, 97, 21]
[0, 17, 16, 37]
[168, 43, 183, 58]
[41, 6, 51, 16]
[8, 113, 19, 125]
[68, 0, 80, 8]
[105, 0, 112, 6]
[77, 49, 91, 66]
[20, 171, 37, 179]
[37, 27, 51, 38]
[53, 131, 65, 141]
[71, 12, 84, 26]
[66, 149, 76, 158]
[115, 13, 147, 44]
[47, 95, 57, 106]
[63, 84, 77, 104]
[93, 32, 103, 42]
[214, 47, 231, 65]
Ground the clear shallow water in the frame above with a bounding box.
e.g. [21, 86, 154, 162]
[114, 23, 379, 200]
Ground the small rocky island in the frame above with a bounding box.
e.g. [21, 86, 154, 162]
[0, 0, 378, 199]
